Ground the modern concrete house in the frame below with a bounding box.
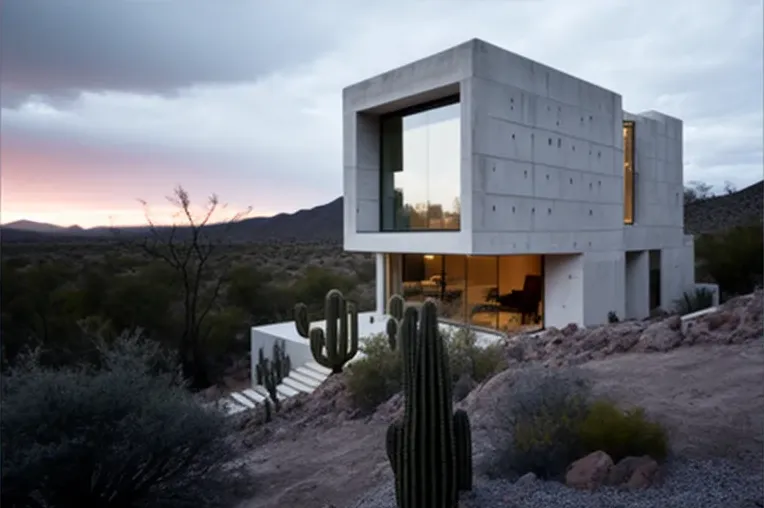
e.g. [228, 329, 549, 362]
[343, 38, 695, 332]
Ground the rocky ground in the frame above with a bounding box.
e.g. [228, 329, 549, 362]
[235, 291, 763, 508]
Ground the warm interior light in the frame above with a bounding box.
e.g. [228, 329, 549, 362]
[424, 255, 435, 260]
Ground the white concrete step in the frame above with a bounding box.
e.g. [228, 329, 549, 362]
[230, 392, 257, 409]
[276, 383, 300, 398]
[282, 377, 315, 394]
[295, 366, 328, 383]
[241, 388, 266, 404]
[306, 361, 332, 376]
[289, 371, 323, 387]
[252, 385, 271, 399]
[219, 399, 247, 415]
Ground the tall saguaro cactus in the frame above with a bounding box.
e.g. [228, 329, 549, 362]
[294, 289, 359, 374]
[385, 299, 473, 508]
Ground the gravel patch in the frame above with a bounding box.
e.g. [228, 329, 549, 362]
[349, 458, 763, 508]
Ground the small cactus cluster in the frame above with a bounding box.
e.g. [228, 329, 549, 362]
[385, 294, 406, 351]
[255, 340, 291, 416]
[385, 299, 473, 508]
[294, 289, 359, 373]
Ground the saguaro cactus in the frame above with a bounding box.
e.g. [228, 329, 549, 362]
[385, 294, 406, 350]
[295, 289, 359, 374]
[385, 299, 473, 508]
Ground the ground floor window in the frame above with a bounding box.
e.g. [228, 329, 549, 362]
[391, 254, 544, 334]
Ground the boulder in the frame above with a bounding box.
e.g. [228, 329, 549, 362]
[565, 451, 614, 491]
[606, 455, 660, 489]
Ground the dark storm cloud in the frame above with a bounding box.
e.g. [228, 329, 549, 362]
[0, 0, 341, 107]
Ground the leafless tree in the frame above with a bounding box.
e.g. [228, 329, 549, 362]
[114, 186, 251, 389]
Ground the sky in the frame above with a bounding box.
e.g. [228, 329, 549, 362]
[1, 0, 762, 227]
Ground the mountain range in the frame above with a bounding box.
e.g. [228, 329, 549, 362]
[3, 180, 762, 243]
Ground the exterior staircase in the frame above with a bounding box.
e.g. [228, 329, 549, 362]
[213, 361, 332, 416]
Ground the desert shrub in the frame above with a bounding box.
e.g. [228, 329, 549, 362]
[577, 400, 668, 463]
[345, 333, 403, 413]
[444, 327, 506, 384]
[695, 224, 763, 299]
[494, 367, 591, 479]
[674, 287, 715, 315]
[1, 332, 251, 508]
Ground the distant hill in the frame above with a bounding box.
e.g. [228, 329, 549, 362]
[3, 220, 85, 234]
[684, 181, 763, 235]
[1, 198, 344, 244]
[3, 180, 761, 244]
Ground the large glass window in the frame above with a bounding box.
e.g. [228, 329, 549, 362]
[380, 97, 461, 231]
[623, 121, 635, 225]
[396, 254, 543, 334]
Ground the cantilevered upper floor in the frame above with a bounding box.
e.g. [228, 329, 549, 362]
[343, 38, 686, 255]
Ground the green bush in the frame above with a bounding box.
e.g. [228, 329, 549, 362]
[443, 327, 506, 384]
[695, 224, 763, 299]
[346, 327, 506, 413]
[345, 333, 403, 413]
[494, 367, 591, 479]
[577, 400, 668, 463]
[1, 332, 251, 508]
[674, 287, 715, 315]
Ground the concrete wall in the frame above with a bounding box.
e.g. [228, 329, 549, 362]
[581, 251, 626, 325]
[345, 38, 696, 328]
[343, 41, 474, 254]
[469, 40, 625, 255]
[543, 254, 584, 328]
[622, 111, 686, 251]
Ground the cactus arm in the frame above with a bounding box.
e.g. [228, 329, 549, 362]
[346, 301, 359, 360]
[309, 328, 331, 369]
[388, 294, 405, 320]
[294, 303, 310, 338]
[386, 319, 398, 351]
[453, 409, 473, 492]
[337, 295, 348, 366]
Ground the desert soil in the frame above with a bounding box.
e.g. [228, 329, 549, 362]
[236, 338, 763, 508]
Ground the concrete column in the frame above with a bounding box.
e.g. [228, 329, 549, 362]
[625, 250, 649, 320]
[375, 252, 385, 315]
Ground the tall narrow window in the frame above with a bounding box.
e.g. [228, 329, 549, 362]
[623, 121, 635, 225]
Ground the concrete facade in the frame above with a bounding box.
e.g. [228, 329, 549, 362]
[342, 39, 696, 327]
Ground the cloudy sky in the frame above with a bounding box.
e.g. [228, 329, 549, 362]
[1, 0, 762, 227]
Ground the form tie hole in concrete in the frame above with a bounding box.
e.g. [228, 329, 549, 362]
[589, 115, 593, 121]
[573, 243, 577, 248]
[524, 170, 528, 177]
[512, 133, 515, 140]
[546, 174, 550, 180]
[531, 208, 535, 214]
[570, 178, 574, 184]
[589, 209, 593, 216]
[511, 106, 514, 111]
[492, 205, 496, 211]
[589, 183, 593, 190]
[548, 138, 552, 146]
[572, 145, 576, 151]
[512, 206, 516, 213]
[547, 208, 552, 215]
[580, 117, 584, 123]
[557, 138, 562, 148]
[556, 121, 560, 126]
[492, 165, 496, 172]
[510, 97, 514, 104]
[597, 151, 601, 158]
[547, 106, 551, 111]
[598, 181, 601, 186]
